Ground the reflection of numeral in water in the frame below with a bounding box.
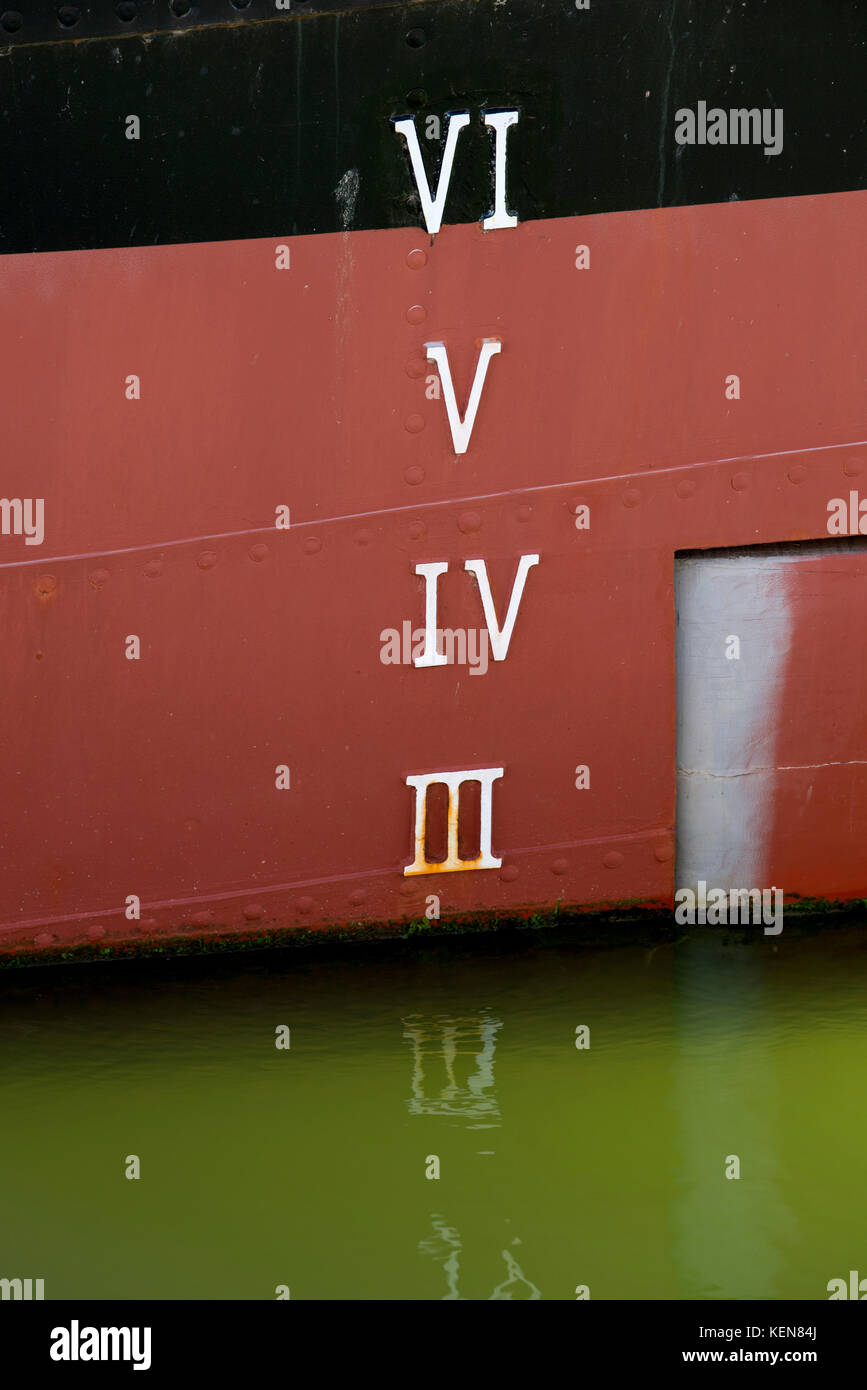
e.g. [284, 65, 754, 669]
[419, 1215, 542, 1300]
[489, 1248, 541, 1301]
[418, 1214, 462, 1300]
[402, 1014, 502, 1122]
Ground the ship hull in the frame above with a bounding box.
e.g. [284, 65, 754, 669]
[1, 2, 865, 959]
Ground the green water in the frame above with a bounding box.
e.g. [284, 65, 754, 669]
[2, 925, 866, 1300]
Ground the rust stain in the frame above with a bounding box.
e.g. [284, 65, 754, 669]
[405, 782, 491, 876]
[34, 574, 58, 600]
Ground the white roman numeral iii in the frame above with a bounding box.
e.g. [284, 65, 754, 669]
[425, 340, 501, 455]
[405, 768, 504, 875]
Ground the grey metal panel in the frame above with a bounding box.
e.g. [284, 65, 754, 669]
[675, 549, 794, 891]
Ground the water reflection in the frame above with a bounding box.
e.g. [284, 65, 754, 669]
[403, 1013, 502, 1126]
[2, 928, 865, 1297]
[418, 1215, 462, 1300]
[419, 1214, 542, 1300]
[489, 1248, 542, 1301]
[672, 936, 797, 1298]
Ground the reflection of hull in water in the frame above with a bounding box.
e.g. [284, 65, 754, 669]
[419, 1215, 542, 1301]
[0, 2, 864, 961]
[403, 1015, 501, 1122]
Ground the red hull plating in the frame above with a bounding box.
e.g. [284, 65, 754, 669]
[1, 190, 866, 956]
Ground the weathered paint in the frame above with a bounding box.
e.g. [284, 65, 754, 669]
[675, 549, 795, 892]
[678, 542, 867, 903]
[404, 769, 504, 875]
[1, 186, 865, 958]
[0, 0, 865, 254]
[0, 1, 865, 960]
[767, 544, 867, 902]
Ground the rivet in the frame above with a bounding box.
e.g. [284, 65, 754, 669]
[406, 304, 426, 325]
[552, 858, 568, 875]
[399, 882, 418, 898]
[622, 489, 640, 509]
[404, 465, 425, 486]
[183, 818, 199, 833]
[405, 88, 427, 108]
[408, 520, 427, 541]
[731, 472, 750, 491]
[35, 574, 58, 597]
[303, 536, 322, 555]
[406, 249, 427, 270]
[1, 12, 23, 33]
[297, 896, 314, 914]
[170, 0, 191, 15]
[515, 505, 532, 523]
[458, 510, 482, 534]
[349, 889, 366, 905]
[243, 904, 265, 921]
[143, 558, 163, 579]
[405, 355, 427, 379]
[115, 1, 136, 21]
[787, 465, 806, 484]
[58, 6, 80, 27]
[675, 479, 696, 499]
[843, 457, 862, 478]
[654, 840, 675, 863]
[87, 924, 107, 940]
[603, 850, 624, 869]
[88, 568, 110, 588]
[249, 542, 269, 562]
[34, 932, 56, 947]
[35, 650, 44, 662]
[190, 910, 214, 927]
[405, 414, 425, 434]
[406, 26, 426, 47]
[197, 550, 217, 569]
[355, 529, 373, 546]
[500, 865, 519, 883]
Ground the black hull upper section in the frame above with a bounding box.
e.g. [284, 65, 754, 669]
[0, 0, 864, 254]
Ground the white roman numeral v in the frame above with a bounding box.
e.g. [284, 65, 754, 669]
[425, 339, 502, 456]
[464, 555, 539, 662]
[392, 112, 471, 236]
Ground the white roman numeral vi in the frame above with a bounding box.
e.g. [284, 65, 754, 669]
[392, 110, 520, 236]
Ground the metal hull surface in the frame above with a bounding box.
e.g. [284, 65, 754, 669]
[0, 1, 865, 958]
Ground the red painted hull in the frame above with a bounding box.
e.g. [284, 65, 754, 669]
[2, 189, 866, 956]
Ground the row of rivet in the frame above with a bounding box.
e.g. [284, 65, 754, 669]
[28, 454, 864, 600]
[27, 839, 674, 947]
[1, 2, 272, 37]
[0, 5, 423, 37]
